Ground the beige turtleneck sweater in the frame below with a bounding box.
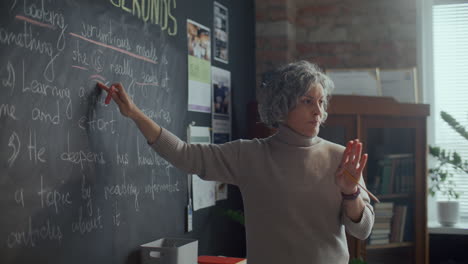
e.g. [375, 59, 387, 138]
[150, 125, 374, 264]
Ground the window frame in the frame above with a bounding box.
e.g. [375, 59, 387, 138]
[420, 0, 468, 231]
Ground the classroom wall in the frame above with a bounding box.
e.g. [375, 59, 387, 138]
[180, 0, 256, 258]
[255, 0, 418, 87]
[189, 0, 255, 257]
[0, 0, 255, 262]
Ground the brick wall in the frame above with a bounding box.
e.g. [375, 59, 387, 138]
[256, 0, 296, 88]
[255, 0, 418, 86]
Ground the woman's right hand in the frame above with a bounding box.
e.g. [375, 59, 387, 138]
[97, 82, 138, 119]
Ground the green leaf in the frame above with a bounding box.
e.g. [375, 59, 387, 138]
[349, 258, 367, 264]
[429, 146, 440, 156]
[441, 111, 468, 141]
[453, 152, 462, 165]
[427, 111, 467, 200]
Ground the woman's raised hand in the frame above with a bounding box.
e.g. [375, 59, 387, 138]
[97, 82, 138, 119]
[335, 139, 368, 195]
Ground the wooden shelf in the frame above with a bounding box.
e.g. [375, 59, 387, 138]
[367, 242, 414, 250]
[328, 95, 430, 117]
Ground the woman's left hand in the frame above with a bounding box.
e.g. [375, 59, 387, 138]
[336, 139, 368, 195]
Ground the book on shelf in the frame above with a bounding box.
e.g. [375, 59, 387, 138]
[371, 233, 390, 239]
[375, 202, 394, 209]
[399, 205, 408, 242]
[369, 201, 411, 246]
[376, 153, 414, 195]
[198, 256, 247, 264]
[380, 158, 393, 194]
[373, 222, 391, 229]
[372, 203, 393, 219]
[375, 202, 394, 212]
[371, 229, 391, 235]
[375, 211, 393, 217]
[369, 202, 394, 246]
[369, 231, 390, 243]
[369, 238, 390, 245]
[390, 205, 408, 243]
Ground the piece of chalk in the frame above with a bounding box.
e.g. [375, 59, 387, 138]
[105, 85, 114, 104]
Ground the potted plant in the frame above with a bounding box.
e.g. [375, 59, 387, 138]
[429, 146, 462, 226]
[429, 111, 468, 226]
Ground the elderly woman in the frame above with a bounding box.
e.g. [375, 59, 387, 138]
[98, 60, 374, 264]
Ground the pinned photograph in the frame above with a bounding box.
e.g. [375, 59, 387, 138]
[187, 20, 211, 61]
[214, 2, 228, 63]
[212, 66, 231, 116]
[211, 67, 231, 144]
[187, 19, 212, 113]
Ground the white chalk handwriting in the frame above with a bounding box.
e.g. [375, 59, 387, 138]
[7, 131, 20, 167]
[7, 216, 63, 248]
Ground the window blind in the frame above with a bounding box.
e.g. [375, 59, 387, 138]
[433, 3, 468, 220]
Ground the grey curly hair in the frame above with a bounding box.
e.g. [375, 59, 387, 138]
[257, 61, 334, 128]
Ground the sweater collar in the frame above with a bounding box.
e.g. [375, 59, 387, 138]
[274, 125, 321, 147]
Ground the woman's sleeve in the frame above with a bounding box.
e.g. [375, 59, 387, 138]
[149, 127, 242, 185]
[341, 178, 375, 240]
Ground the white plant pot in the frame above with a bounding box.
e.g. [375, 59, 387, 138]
[437, 200, 459, 227]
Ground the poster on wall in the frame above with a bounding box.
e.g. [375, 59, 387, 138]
[325, 68, 381, 96]
[211, 66, 231, 201]
[380, 68, 418, 103]
[187, 19, 212, 113]
[214, 1, 229, 64]
[212, 119, 229, 201]
[211, 66, 231, 143]
[188, 125, 217, 211]
[212, 117, 230, 144]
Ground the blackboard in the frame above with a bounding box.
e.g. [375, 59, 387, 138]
[0, 0, 255, 263]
